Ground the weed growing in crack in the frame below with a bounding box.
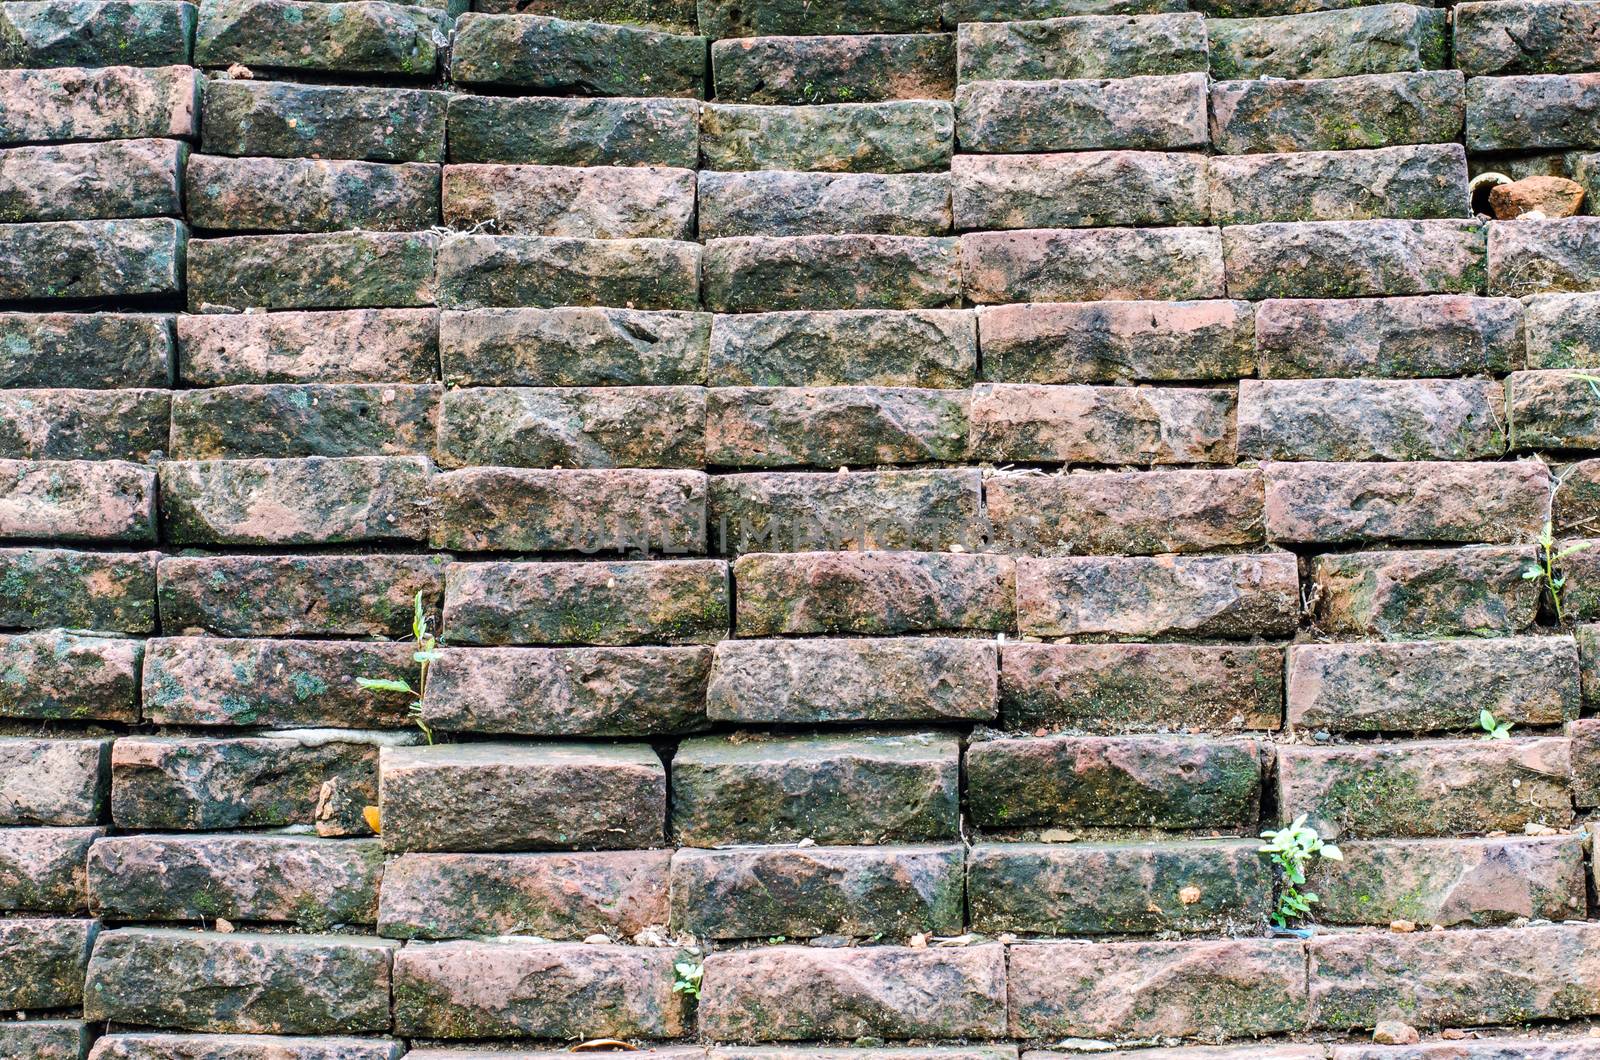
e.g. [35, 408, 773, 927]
[1480, 709, 1514, 740]
[356, 590, 439, 744]
[672, 957, 704, 999]
[1524, 521, 1594, 625]
[1260, 815, 1341, 929]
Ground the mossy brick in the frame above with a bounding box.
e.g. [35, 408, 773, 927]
[698, 945, 1006, 1040]
[450, 13, 704, 96]
[0, 826, 99, 912]
[421, 645, 710, 736]
[1015, 553, 1300, 639]
[187, 231, 437, 312]
[1490, 219, 1600, 296]
[1333, 1041, 1600, 1060]
[1525, 292, 1600, 369]
[961, 227, 1225, 303]
[1223, 219, 1486, 301]
[111, 732, 394, 831]
[1210, 70, 1465, 155]
[733, 550, 1015, 636]
[956, 13, 1205, 81]
[377, 849, 669, 940]
[88, 1034, 404, 1060]
[158, 553, 445, 638]
[447, 95, 698, 167]
[393, 939, 687, 1039]
[0, 547, 157, 633]
[698, 171, 952, 239]
[443, 163, 695, 240]
[711, 469, 981, 554]
[0, 389, 169, 462]
[986, 468, 1263, 556]
[87, 833, 382, 927]
[0, 65, 197, 145]
[700, 101, 953, 174]
[969, 839, 1272, 934]
[0, 1, 195, 67]
[970, 382, 1235, 465]
[715, 1051, 1015, 1060]
[1287, 635, 1578, 734]
[437, 385, 704, 469]
[0, 1021, 89, 1060]
[714, 33, 954, 105]
[1467, 73, 1600, 151]
[0, 459, 156, 542]
[0, 311, 172, 389]
[705, 385, 967, 468]
[0, 630, 139, 723]
[1239, 378, 1503, 461]
[201, 79, 446, 162]
[85, 928, 395, 1034]
[672, 731, 960, 846]
[1008, 938, 1308, 1039]
[1308, 923, 1600, 1029]
[1456, 0, 1600, 75]
[378, 742, 665, 853]
[704, 235, 960, 312]
[1309, 834, 1586, 927]
[158, 457, 432, 546]
[967, 734, 1262, 832]
[440, 307, 708, 387]
[475, 0, 694, 26]
[407, 1050, 701, 1060]
[947, 0, 1185, 18]
[1280, 455, 1547, 540]
[1206, 4, 1446, 81]
[1256, 295, 1521, 378]
[176, 308, 438, 385]
[169, 384, 440, 460]
[1570, 717, 1600, 806]
[956, 73, 1206, 153]
[1209, 143, 1469, 225]
[0, 217, 183, 300]
[1310, 545, 1540, 638]
[671, 844, 963, 940]
[1000, 642, 1282, 732]
[706, 637, 996, 724]
[977, 299, 1254, 383]
[435, 235, 699, 311]
[0, 917, 96, 1009]
[0, 139, 184, 222]
[699, 0, 940, 36]
[194, 0, 445, 75]
[1555, 467, 1600, 538]
[430, 467, 706, 554]
[951, 151, 1206, 231]
[710, 309, 975, 387]
[1277, 738, 1572, 840]
[1577, 623, 1600, 705]
[185, 155, 439, 234]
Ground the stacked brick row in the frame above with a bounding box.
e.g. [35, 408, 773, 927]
[5, 0, 1600, 1056]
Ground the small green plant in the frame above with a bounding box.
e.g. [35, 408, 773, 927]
[1480, 709, 1514, 740]
[672, 957, 703, 999]
[1523, 521, 1595, 625]
[1259, 815, 1342, 928]
[357, 591, 439, 744]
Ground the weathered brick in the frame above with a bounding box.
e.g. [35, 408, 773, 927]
[672, 844, 962, 940]
[700, 0, 939, 36]
[195, 0, 444, 75]
[378, 850, 669, 940]
[1311, 545, 1539, 638]
[202, 79, 446, 162]
[1000, 642, 1282, 732]
[1210, 70, 1465, 155]
[1278, 738, 1572, 839]
[436, 234, 699, 311]
[968, 734, 1261, 832]
[1009, 938, 1307, 1039]
[159, 457, 431, 546]
[953, 151, 1207, 230]
[1240, 378, 1504, 462]
[978, 300, 1254, 383]
[700, 101, 954, 174]
[0, 630, 139, 723]
[962, 227, 1225, 303]
[447, 94, 698, 167]
[1288, 636, 1578, 734]
[1526, 292, 1600, 368]
[1224, 219, 1485, 300]
[970, 839, 1271, 934]
[711, 309, 974, 387]
[712, 469, 980, 554]
[0, 139, 183, 222]
[717, 1051, 1013, 1060]
[170, 384, 438, 460]
[1208, 5, 1447, 80]
[1468, 73, 1600, 151]
[0, 217, 183, 299]
[1491, 218, 1600, 295]
[1310, 834, 1586, 927]
[706, 386, 967, 468]
[707, 637, 995, 724]
[714, 33, 954, 105]
[0, 459, 155, 542]
[1455, 0, 1600, 75]
[948, 0, 1185, 17]
[450, 13, 704, 96]
[673, 732, 960, 846]
[1210, 144, 1468, 224]
[0, 311, 172, 389]
[185, 155, 439, 233]
[1570, 716, 1600, 806]
[1016, 553, 1300, 639]
[0, 547, 156, 633]
[443, 163, 694, 239]
[378, 742, 665, 853]
[970, 382, 1234, 465]
[1555, 465, 1600, 537]
[699, 945, 1006, 1040]
[0, 827, 99, 912]
[394, 940, 687, 1039]
[441, 307, 706, 387]
[1333, 1040, 1600, 1060]
[956, 72, 1207, 153]
[85, 928, 394, 1034]
[733, 550, 1015, 636]
[0, 917, 96, 1009]
[956, 12, 1205, 81]
[0, 1021, 89, 1060]
[188, 231, 437, 312]
[0, 1, 194, 67]
[175, 309, 437, 386]
[0, 65, 197, 145]
[0, 389, 166, 463]
[704, 235, 959, 312]
[1309, 924, 1600, 1028]
[87, 834, 382, 927]
[1256, 295, 1520, 378]
[89, 1034, 403, 1060]
[438, 385, 703, 469]
[699, 171, 952, 239]
[430, 467, 706, 554]
[1577, 624, 1600, 704]
[470, 0, 689, 27]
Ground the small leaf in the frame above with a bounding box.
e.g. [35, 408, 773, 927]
[1480, 709, 1497, 731]
[413, 650, 443, 663]
[1522, 568, 1541, 580]
[357, 677, 415, 693]
[1321, 844, 1343, 861]
[362, 805, 381, 834]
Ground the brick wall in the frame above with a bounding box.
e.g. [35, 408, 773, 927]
[2, 0, 1600, 1057]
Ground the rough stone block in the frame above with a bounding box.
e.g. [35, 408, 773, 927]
[450, 13, 704, 96]
[0, 630, 139, 723]
[201, 79, 446, 162]
[700, 101, 953, 174]
[447, 95, 698, 167]
[195, 0, 444, 75]
[1210, 70, 1465, 155]
[1526, 292, 1600, 368]
[1209, 143, 1469, 224]
[0, 917, 96, 1009]
[436, 234, 699, 311]
[698, 171, 952, 238]
[1570, 717, 1600, 806]
[1240, 378, 1503, 461]
[0, 311, 172, 389]
[714, 33, 954, 104]
[0, 1021, 89, 1060]
[1491, 218, 1600, 296]
[1554, 465, 1600, 537]
[711, 469, 980, 554]
[1311, 545, 1539, 637]
[0, 547, 156, 633]
[704, 235, 959, 312]
[1256, 295, 1520, 378]
[705, 386, 967, 468]
[441, 307, 707, 387]
[948, 0, 1185, 16]
[0, 1, 194, 67]
[978, 299, 1253, 383]
[717, 1052, 1013, 1060]
[962, 226, 1225, 303]
[1467, 73, 1600, 151]
[170, 384, 438, 460]
[1208, 4, 1447, 80]
[953, 150, 1206, 230]
[956, 13, 1206, 81]
[1456, 0, 1600, 75]
[0, 389, 167, 462]
[437, 385, 703, 469]
[0, 459, 155, 542]
[185, 155, 439, 233]
[187, 231, 436, 312]
[1224, 219, 1485, 300]
[175, 308, 438, 385]
[443, 163, 695, 239]
[673, 732, 960, 846]
[970, 382, 1234, 465]
[1333, 1041, 1600, 1060]
[699, 0, 939, 36]
[710, 309, 975, 387]
[0, 217, 183, 300]
[0, 827, 98, 913]
[88, 1035, 403, 1060]
[0, 65, 197, 145]
[378, 742, 665, 853]
[956, 72, 1207, 152]
[0, 139, 183, 222]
